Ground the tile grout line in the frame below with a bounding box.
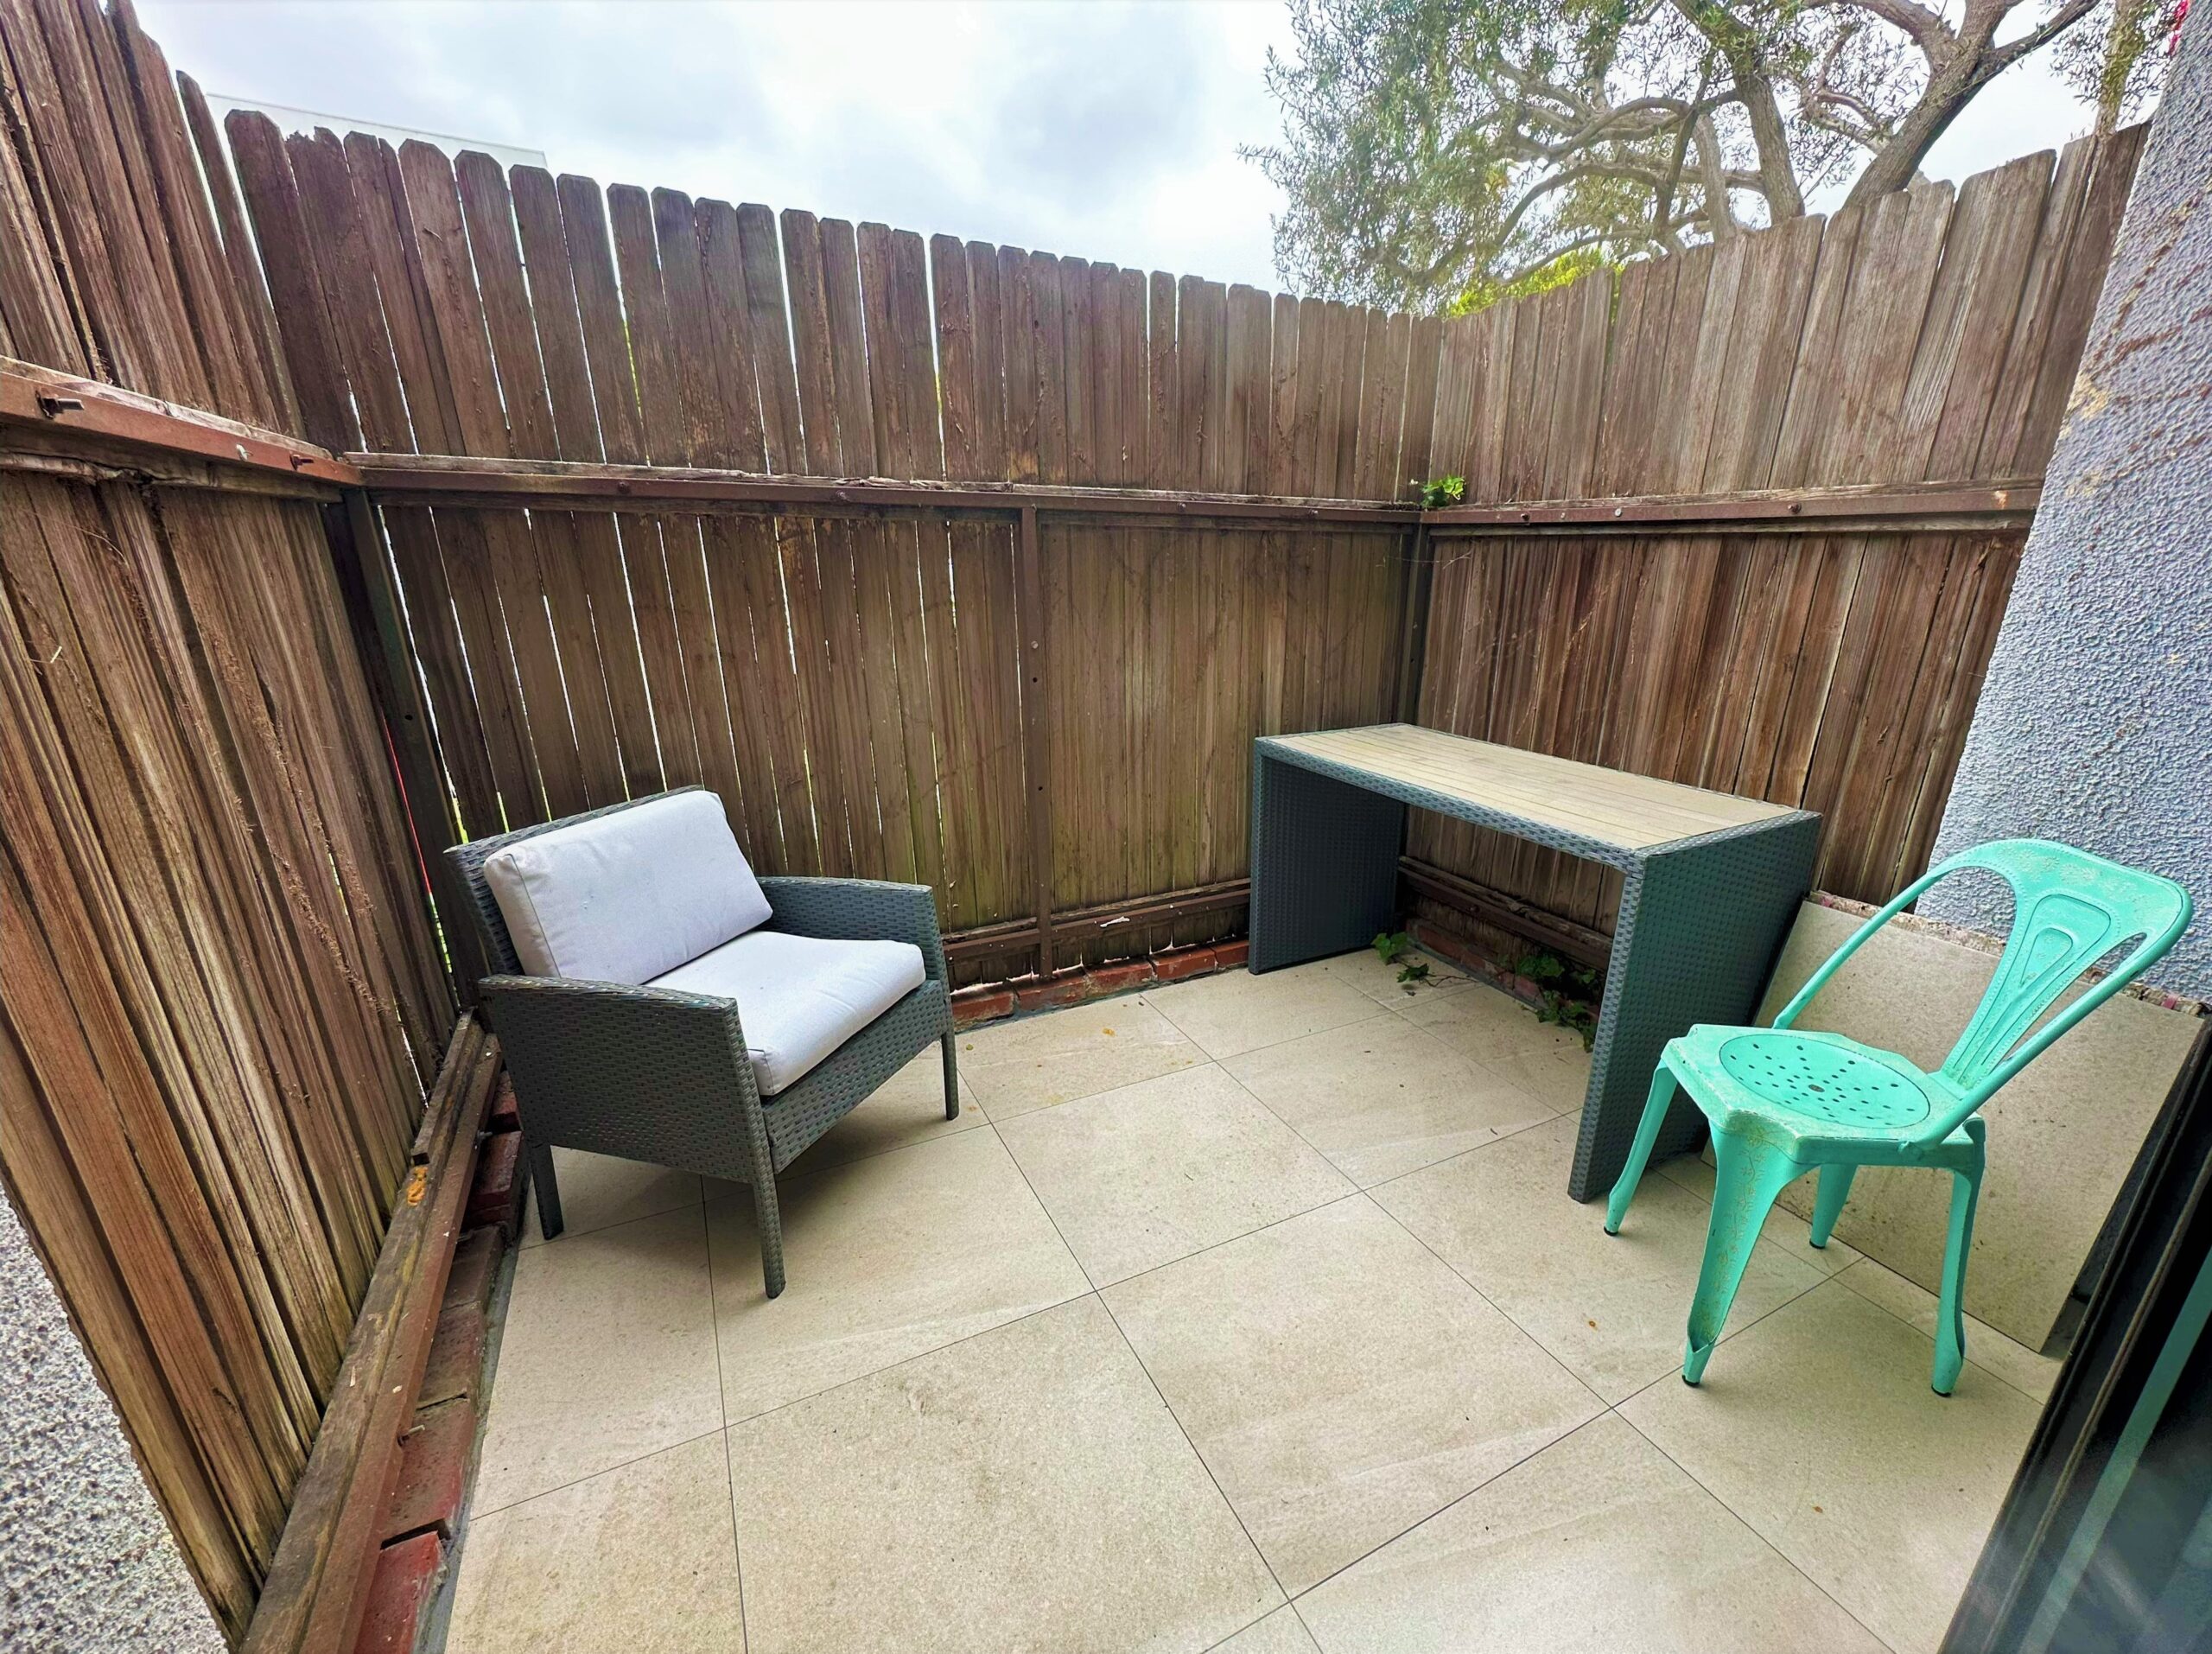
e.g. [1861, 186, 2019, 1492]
[1090, 1177, 1373, 1294]
[728, 1281, 1092, 1430]
[1346, 1181, 1610, 1409]
[1611, 1405, 1907, 1654]
[772, 1097, 990, 1179]
[1279, 1407, 1629, 1607]
[467, 1203, 728, 1524]
[1135, 978, 1396, 1066]
[1823, 1258, 2056, 1407]
[985, 1103, 1302, 1616]
[474, 1140, 1085, 1526]
[467, 1422, 732, 1523]
[1001, 1040, 1630, 1641]
[1626, 1139, 2059, 1403]
[967, 957, 1536, 1134]
[711, 1126, 1095, 1431]
[1208, 1045, 1564, 1211]
[1169, 1010, 1681, 1446]
[1231, 1023, 1574, 1190]
[704, 1199, 754, 1654]
[990, 1119, 1106, 1297]
[1377, 983, 1597, 1106]
[1092, 1287, 1300, 1617]
[514, 1183, 703, 1253]
[1359, 1127, 1835, 1409]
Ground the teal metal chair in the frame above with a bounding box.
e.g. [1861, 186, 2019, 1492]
[1604, 839, 2192, 1395]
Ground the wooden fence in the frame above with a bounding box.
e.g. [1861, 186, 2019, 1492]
[0, 0, 447, 1638]
[1408, 132, 2144, 961]
[205, 105, 2139, 984]
[213, 122, 1442, 981]
[0, 0, 2145, 1638]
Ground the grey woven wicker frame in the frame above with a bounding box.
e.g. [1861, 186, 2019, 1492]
[1249, 741, 1821, 1201]
[446, 788, 957, 1298]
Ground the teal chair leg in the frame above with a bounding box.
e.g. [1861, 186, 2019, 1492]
[1932, 1121, 1986, 1396]
[1605, 1065, 1680, 1236]
[1808, 1164, 1856, 1249]
[1683, 1133, 1802, 1384]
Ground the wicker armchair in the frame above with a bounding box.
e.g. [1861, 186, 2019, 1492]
[448, 788, 957, 1298]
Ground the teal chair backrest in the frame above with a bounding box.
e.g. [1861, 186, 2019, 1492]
[1772, 839, 2192, 1147]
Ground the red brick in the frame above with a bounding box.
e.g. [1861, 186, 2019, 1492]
[487, 1074, 521, 1135]
[384, 1398, 477, 1543]
[1088, 960, 1156, 993]
[1211, 939, 1250, 970]
[352, 1531, 444, 1654]
[1407, 919, 1499, 980]
[1151, 945, 1222, 983]
[1013, 977, 1079, 1012]
[1404, 916, 1549, 1007]
[1019, 971, 1096, 1010]
[416, 1302, 486, 1409]
[465, 1129, 523, 1237]
[951, 988, 1016, 1027]
[441, 1228, 501, 1319]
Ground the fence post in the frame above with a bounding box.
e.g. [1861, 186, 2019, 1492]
[1393, 519, 1434, 722]
[1014, 505, 1055, 976]
[327, 489, 484, 996]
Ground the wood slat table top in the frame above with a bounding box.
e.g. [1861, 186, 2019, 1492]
[1262, 723, 1799, 853]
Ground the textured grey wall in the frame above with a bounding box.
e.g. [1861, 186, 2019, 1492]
[1926, 29, 2212, 997]
[1, 1193, 225, 1653]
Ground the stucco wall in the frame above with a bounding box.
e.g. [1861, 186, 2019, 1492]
[1924, 26, 2212, 996]
[1, 1191, 225, 1653]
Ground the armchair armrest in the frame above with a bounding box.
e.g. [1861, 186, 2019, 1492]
[478, 976, 772, 1181]
[756, 877, 947, 983]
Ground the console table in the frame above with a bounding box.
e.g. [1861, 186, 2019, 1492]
[1249, 724, 1820, 1200]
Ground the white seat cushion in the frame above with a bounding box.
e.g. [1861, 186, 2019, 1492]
[482, 791, 772, 983]
[648, 930, 926, 1096]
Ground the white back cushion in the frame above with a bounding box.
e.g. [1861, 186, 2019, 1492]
[482, 792, 772, 983]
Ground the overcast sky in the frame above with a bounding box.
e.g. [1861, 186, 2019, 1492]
[140, 0, 2099, 296]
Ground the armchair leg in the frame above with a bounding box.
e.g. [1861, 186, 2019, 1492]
[753, 1177, 786, 1299]
[729, 1090, 787, 1299]
[529, 1140, 563, 1241]
[941, 1032, 960, 1120]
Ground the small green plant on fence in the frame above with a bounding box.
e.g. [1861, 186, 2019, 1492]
[1515, 948, 1601, 1048]
[1414, 474, 1465, 509]
[1371, 930, 1433, 992]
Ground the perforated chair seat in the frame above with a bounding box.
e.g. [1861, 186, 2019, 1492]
[1663, 1025, 1953, 1140]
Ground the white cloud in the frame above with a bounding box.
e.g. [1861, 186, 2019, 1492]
[140, 0, 2099, 296]
[140, 0, 1299, 289]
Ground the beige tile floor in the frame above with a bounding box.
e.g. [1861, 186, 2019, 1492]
[445, 951, 2061, 1654]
